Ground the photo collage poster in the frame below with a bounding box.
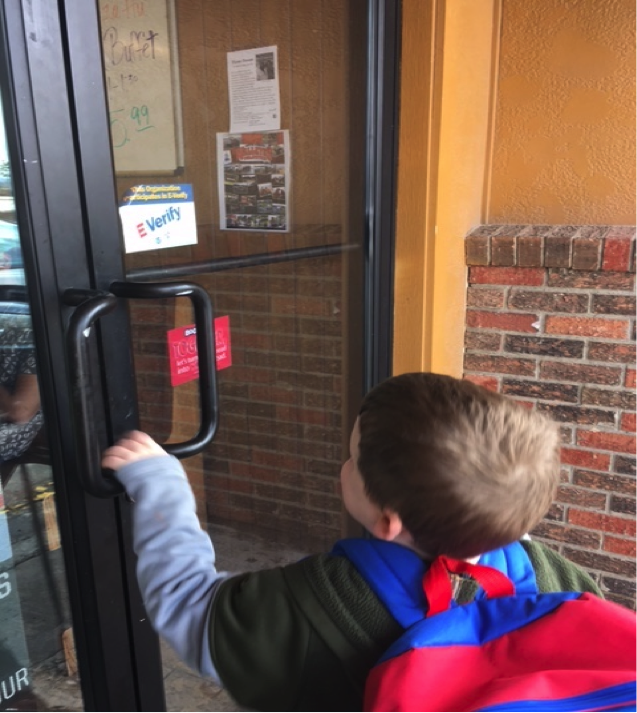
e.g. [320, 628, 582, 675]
[217, 130, 290, 232]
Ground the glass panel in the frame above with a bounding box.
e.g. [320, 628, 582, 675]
[0, 103, 80, 710]
[101, 2, 366, 710]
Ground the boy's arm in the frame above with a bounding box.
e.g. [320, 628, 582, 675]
[521, 540, 603, 596]
[102, 432, 229, 682]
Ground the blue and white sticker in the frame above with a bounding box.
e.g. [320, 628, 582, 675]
[119, 184, 198, 254]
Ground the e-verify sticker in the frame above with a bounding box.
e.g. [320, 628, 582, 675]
[119, 184, 198, 254]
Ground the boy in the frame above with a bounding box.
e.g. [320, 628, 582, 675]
[102, 372, 602, 711]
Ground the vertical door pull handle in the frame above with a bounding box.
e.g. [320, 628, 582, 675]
[109, 280, 219, 458]
[64, 289, 123, 497]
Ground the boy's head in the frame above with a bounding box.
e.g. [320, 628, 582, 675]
[343, 372, 560, 560]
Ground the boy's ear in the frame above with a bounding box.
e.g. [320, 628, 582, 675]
[371, 508, 405, 542]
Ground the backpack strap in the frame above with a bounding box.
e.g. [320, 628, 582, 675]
[478, 542, 538, 597]
[331, 539, 428, 627]
[424, 556, 516, 616]
[332, 539, 538, 627]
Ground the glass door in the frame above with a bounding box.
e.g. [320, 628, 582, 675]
[0, 0, 399, 710]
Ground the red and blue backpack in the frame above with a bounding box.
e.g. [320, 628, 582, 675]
[333, 539, 636, 712]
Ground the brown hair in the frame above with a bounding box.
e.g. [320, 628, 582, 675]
[357, 372, 560, 559]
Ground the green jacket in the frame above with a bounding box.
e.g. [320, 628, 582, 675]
[209, 540, 602, 711]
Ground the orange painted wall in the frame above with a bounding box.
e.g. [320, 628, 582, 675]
[488, 0, 636, 225]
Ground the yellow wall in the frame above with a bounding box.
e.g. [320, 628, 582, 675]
[394, 0, 500, 377]
[489, 0, 636, 224]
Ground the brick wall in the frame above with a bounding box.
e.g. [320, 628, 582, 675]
[464, 225, 636, 609]
[129, 244, 350, 554]
[199, 255, 347, 552]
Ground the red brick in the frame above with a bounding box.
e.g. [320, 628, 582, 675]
[563, 547, 636, 577]
[270, 296, 331, 316]
[568, 509, 636, 536]
[544, 237, 571, 267]
[610, 495, 636, 515]
[545, 502, 565, 522]
[504, 379, 578, 403]
[603, 536, 637, 558]
[221, 476, 254, 494]
[276, 405, 332, 426]
[250, 385, 299, 404]
[240, 333, 274, 350]
[230, 366, 274, 384]
[517, 236, 543, 267]
[561, 448, 611, 470]
[592, 294, 636, 315]
[545, 316, 629, 339]
[464, 354, 536, 376]
[465, 235, 490, 265]
[491, 236, 516, 266]
[463, 374, 499, 391]
[466, 287, 506, 308]
[465, 332, 502, 351]
[587, 342, 636, 363]
[532, 521, 601, 548]
[577, 430, 636, 454]
[602, 237, 633, 272]
[505, 335, 584, 358]
[626, 369, 636, 389]
[469, 266, 545, 286]
[620, 413, 636, 432]
[508, 290, 587, 312]
[572, 237, 602, 270]
[601, 575, 637, 600]
[547, 270, 634, 291]
[466, 311, 539, 332]
[537, 403, 614, 426]
[573, 471, 636, 495]
[582, 387, 636, 410]
[251, 450, 305, 472]
[540, 361, 621, 386]
[556, 485, 607, 510]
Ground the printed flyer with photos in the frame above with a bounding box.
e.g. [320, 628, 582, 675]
[217, 130, 290, 232]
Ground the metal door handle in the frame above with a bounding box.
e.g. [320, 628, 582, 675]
[109, 280, 219, 458]
[64, 289, 123, 498]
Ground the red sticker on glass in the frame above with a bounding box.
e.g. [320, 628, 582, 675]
[167, 316, 232, 387]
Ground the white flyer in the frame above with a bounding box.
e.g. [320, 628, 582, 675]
[227, 46, 280, 133]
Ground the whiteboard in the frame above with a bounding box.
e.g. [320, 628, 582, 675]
[100, 0, 184, 175]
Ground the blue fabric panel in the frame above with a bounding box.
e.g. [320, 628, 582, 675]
[479, 542, 538, 597]
[476, 681, 636, 712]
[378, 591, 580, 660]
[332, 539, 427, 627]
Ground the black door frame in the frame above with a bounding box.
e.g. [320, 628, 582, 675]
[0, 0, 400, 709]
[0, 1, 164, 710]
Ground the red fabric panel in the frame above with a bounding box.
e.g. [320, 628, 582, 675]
[365, 595, 636, 712]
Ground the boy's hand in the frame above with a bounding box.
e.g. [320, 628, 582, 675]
[102, 430, 168, 471]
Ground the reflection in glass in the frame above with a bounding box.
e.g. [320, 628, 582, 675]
[102, 0, 367, 710]
[0, 98, 80, 711]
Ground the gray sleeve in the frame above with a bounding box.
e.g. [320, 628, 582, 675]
[114, 455, 231, 683]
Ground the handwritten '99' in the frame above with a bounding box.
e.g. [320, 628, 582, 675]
[109, 105, 154, 148]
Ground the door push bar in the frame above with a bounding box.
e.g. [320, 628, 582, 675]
[63, 281, 219, 498]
